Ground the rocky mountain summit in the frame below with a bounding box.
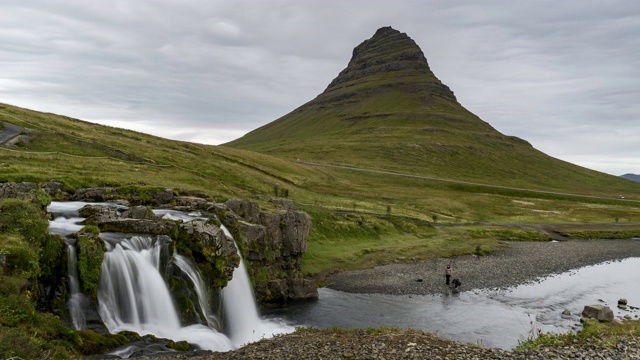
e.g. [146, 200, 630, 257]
[323, 26, 457, 102]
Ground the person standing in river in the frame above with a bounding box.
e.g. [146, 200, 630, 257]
[445, 263, 452, 285]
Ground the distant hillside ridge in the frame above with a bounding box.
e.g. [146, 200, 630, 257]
[227, 26, 633, 194]
[621, 173, 640, 182]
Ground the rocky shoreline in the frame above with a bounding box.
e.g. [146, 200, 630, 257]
[145, 239, 640, 360]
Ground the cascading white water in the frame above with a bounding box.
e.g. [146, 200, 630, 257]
[172, 253, 220, 329]
[221, 225, 294, 347]
[46, 202, 91, 330]
[67, 243, 90, 330]
[48, 201, 293, 354]
[98, 235, 233, 351]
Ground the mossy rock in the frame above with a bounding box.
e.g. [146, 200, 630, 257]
[77, 330, 129, 355]
[75, 232, 105, 301]
[167, 340, 191, 351]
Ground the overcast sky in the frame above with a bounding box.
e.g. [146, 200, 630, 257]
[1, 1, 639, 176]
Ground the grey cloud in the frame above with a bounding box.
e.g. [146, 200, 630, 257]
[1, 0, 639, 175]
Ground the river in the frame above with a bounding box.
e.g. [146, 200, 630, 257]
[265, 257, 640, 349]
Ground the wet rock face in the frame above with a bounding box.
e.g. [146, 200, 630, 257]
[225, 198, 316, 303]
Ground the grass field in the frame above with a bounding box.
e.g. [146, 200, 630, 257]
[2, 102, 640, 280]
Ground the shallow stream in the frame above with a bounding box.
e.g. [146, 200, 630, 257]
[265, 257, 640, 349]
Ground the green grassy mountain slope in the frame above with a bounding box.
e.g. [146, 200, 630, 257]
[224, 27, 634, 195]
[2, 100, 640, 279]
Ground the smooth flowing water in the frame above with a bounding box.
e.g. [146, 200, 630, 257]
[47, 202, 292, 355]
[266, 257, 640, 349]
[221, 224, 294, 347]
[172, 253, 220, 329]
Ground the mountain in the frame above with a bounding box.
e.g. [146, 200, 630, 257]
[225, 27, 633, 194]
[621, 173, 640, 182]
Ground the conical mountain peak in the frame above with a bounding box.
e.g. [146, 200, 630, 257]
[324, 26, 450, 99]
[226, 27, 538, 182]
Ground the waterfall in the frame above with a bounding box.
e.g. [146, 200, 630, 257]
[98, 235, 233, 351]
[221, 225, 294, 347]
[67, 242, 89, 330]
[172, 253, 220, 329]
[47, 201, 293, 354]
[46, 202, 91, 330]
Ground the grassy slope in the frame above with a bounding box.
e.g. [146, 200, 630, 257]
[3, 102, 640, 280]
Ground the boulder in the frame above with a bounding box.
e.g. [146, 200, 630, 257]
[174, 196, 210, 210]
[0, 181, 38, 202]
[79, 205, 121, 224]
[618, 298, 628, 305]
[178, 220, 237, 259]
[101, 219, 176, 235]
[72, 187, 116, 202]
[582, 304, 614, 322]
[618, 298, 628, 309]
[121, 205, 157, 220]
[152, 188, 174, 205]
[40, 180, 70, 198]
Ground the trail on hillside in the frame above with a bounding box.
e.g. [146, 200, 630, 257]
[294, 161, 639, 203]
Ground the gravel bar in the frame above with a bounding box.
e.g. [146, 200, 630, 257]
[327, 239, 640, 296]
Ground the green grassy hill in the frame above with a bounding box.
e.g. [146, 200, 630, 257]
[224, 27, 635, 196]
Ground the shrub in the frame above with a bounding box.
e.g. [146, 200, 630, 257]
[37, 234, 67, 282]
[0, 235, 40, 278]
[0, 198, 49, 243]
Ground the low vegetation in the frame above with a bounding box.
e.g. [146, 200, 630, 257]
[0, 198, 78, 358]
[515, 319, 640, 352]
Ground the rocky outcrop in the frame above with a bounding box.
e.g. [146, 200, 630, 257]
[0, 181, 38, 201]
[324, 26, 456, 102]
[177, 220, 238, 265]
[226, 198, 317, 303]
[73, 187, 117, 202]
[69, 187, 317, 304]
[0, 180, 70, 208]
[73, 186, 176, 206]
[0, 181, 316, 307]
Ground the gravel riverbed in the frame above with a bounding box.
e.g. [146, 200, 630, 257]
[327, 239, 640, 296]
[146, 239, 640, 360]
